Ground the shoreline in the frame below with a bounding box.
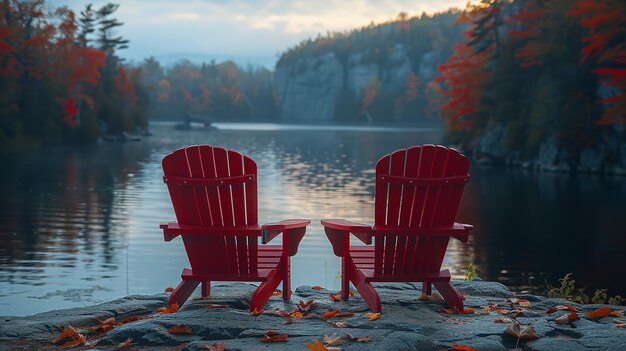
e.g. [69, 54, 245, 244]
[1, 281, 623, 350]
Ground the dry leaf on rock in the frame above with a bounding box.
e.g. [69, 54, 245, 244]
[555, 312, 580, 325]
[322, 334, 346, 347]
[115, 337, 132, 349]
[586, 306, 611, 318]
[494, 317, 513, 323]
[323, 310, 339, 319]
[311, 286, 324, 290]
[120, 315, 153, 324]
[168, 325, 193, 334]
[260, 330, 289, 342]
[165, 287, 174, 292]
[364, 312, 380, 321]
[504, 321, 540, 340]
[328, 321, 350, 328]
[203, 341, 226, 351]
[156, 303, 180, 314]
[305, 339, 327, 351]
[449, 344, 478, 351]
[329, 293, 341, 302]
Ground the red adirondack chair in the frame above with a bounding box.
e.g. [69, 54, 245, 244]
[160, 145, 310, 311]
[321, 145, 473, 313]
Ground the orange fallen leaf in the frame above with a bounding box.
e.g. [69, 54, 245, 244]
[207, 304, 229, 309]
[290, 311, 304, 319]
[610, 310, 624, 317]
[335, 311, 355, 317]
[364, 312, 380, 321]
[88, 317, 120, 333]
[251, 308, 263, 316]
[52, 325, 87, 347]
[272, 290, 283, 296]
[462, 308, 475, 314]
[586, 306, 611, 318]
[165, 287, 174, 293]
[311, 286, 324, 290]
[329, 293, 341, 302]
[203, 341, 226, 351]
[450, 344, 478, 351]
[555, 312, 579, 325]
[305, 339, 326, 351]
[260, 330, 288, 342]
[156, 303, 180, 314]
[298, 299, 316, 313]
[323, 309, 340, 319]
[494, 317, 513, 323]
[168, 325, 193, 334]
[115, 337, 133, 349]
[120, 315, 153, 324]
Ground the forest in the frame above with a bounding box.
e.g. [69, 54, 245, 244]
[1, 0, 625, 168]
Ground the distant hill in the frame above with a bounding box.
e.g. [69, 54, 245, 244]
[153, 52, 276, 70]
[274, 10, 465, 123]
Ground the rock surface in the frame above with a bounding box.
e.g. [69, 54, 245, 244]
[1, 281, 624, 350]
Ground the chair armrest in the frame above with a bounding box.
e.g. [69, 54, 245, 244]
[159, 222, 262, 241]
[320, 218, 372, 257]
[371, 222, 473, 242]
[261, 219, 310, 256]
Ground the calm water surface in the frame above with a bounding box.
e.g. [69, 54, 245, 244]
[1, 123, 625, 316]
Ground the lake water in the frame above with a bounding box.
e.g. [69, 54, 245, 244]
[1, 123, 625, 316]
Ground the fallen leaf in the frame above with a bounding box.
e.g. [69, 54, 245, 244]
[89, 317, 119, 333]
[168, 325, 193, 334]
[610, 310, 624, 317]
[311, 286, 324, 291]
[545, 304, 578, 314]
[323, 309, 340, 319]
[586, 306, 612, 318]
[290, 311, 304, 319]
[251, 308, 263, 316]
[495, 317, 513, 323]
[322, 334, 346, 347]
[329, 293, 341, 302]
[555, 312, 580, 325]
[165, 287, 174, 293]
[207, 304, 229, 309]
[364, 312, 380, 321]
[509, 309, 525, 318]
[462, 308, 475, 314]
[504, 321, 540, 340]
[156, 303, 180, 314]
[120, 315, 153, 324]
[203, 341, 226, 351]
[298, 299, 316, 313]
[329, 321, 350, 328]
[305, 339, 326, 351]
[335, 311, 355, 317]
[450, 344, 478, 351]
[494, 308, 511, 315]
[52, 325, 84, 344]
[115, 337, 133, 349]
[272, 290, 283, 296]
[260, 330, 289, 342]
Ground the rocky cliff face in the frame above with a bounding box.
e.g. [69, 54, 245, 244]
[275, 45, 444, 122]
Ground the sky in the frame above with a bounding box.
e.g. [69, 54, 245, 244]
[49, 0, 466, 68]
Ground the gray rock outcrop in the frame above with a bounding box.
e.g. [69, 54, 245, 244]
[1, 281, 624, 350]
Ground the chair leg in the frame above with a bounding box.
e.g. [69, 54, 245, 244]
[348, 261, 381, 313]
[202, 281, 211, 297]
[250, 266, 282, 312]
[341, 256, 350, 299]
[433, 281, 464, 311]
[282, 256, 291, 301]
[168, 279, 200, 307]
[422, 282, 432, 296]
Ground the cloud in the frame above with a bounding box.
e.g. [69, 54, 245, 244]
[47, 0, 466, 64]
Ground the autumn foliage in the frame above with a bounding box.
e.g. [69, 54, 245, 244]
[0, 0, 147, 146]
[437, 0, 626, 160]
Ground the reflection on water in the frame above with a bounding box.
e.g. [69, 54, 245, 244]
[1, 124, 625, 316]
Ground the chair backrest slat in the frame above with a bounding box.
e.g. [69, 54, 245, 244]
[372, 145, 469, 277]
[162, 145, 260, 276]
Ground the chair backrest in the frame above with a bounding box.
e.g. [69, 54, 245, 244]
[372, 145, 469, 276]
[162, 145, 259, 275]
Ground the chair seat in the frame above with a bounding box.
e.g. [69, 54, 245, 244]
[181, 245, 284, 281]
[348, 246, 451, 282]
